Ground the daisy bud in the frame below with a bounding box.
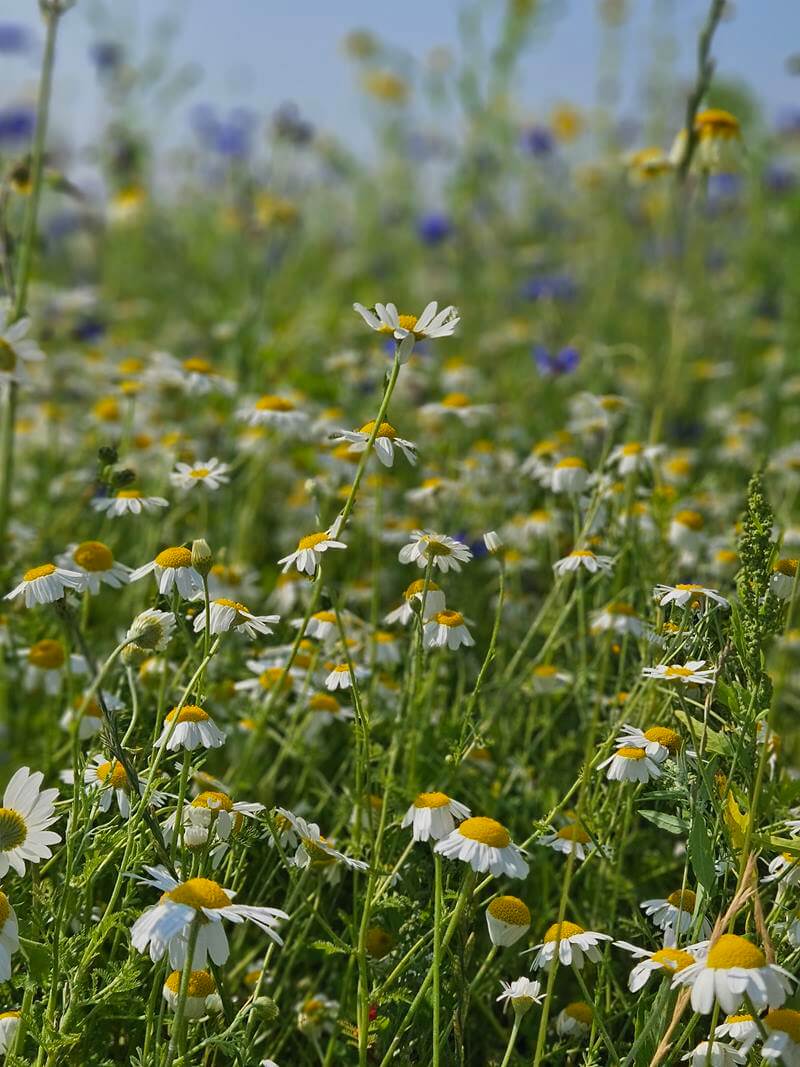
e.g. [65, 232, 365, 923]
[192, 539, 213, 576]
[251, 996, 280, 1022]
[121, 642, 148, 666]
[483, 530, 503, 554]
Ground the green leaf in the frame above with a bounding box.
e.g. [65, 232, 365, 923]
[689, 815, 717, 893]
[310, 939, 350, 956]
[672, 708, 731, 756]
[637, 810, 688, 834]
[19, 937, 50, 981]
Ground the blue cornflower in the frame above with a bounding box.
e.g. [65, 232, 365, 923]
[0, 104, 35, 146]
[522, 274, 576, 302]
[532, 345, 579, 377]
[520, 125, 555, 157]
[418, 213, 452, 245]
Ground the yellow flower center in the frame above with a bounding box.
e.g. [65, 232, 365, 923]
[213, 598, 249, 615]
[191, 791, 234, 813]
[434, 610, 464, 627]
[544, 921, 585, 943]
[312, 611, 336, 624]
[695, 108, 740, 139]
[0, 890, 10, 927]
[358, 420, 397, 438]
[0, 808, 27, 852]
[165, 877, 230, 911]
[605, 602, 635, 616]
[165, 969, 216, 996]
[666, 889, 697, 910]
[664, 665, 695, 678]
[183, 357, 214, 375]
[706, 934, 765, 970]
[404, 578, 441, 599]
[674, 510, 704, 531]
[298, 532, 329, 551]
[166, 704, 210, 724]
[441, 392, 470, 408]
[155, 547, 193, 570]
[259, 668, 291, 690]
[555, 457, 587, 470]
[365, 927, 395, 958]
[775, 559, 798, 578]
[621, 443, 642, 455]
[255, 395, 295, 412]
[570, 550, 595, 558]
[725, 1014, 753, 1024]
[190, 468, 210, 479]
[488, 895, 530, 925]
[645, 727, 681, 753]
[616, 746, 646, 760]
[22, 563, 56, 582]
[765, 1009, 800, 1043]
[73, 541, 113, 572]
[95, 760, 130, 790]
[309, 694, 340, 713]
[414, 791, 450, 809]
[0, 1011, 20, 1021]
[650, 947, 695, 973]
[556, 825, 590, 843]
[27, 639, 65, 670]
[458, 817, 511, 848]
[116, 489, 142, 499]
[565, 1001, 592, 1024]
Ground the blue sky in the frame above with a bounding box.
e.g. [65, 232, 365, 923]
[2, 0, 799, 161]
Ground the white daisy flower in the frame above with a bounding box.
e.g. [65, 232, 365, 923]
[384, 579, 446, 625]
[0, 1011, 21, 1054]
[77, 755, 164, 820]
[590, 602, 647, 637]
[671, 934, 795, 1014]
[0, 889, 19, 980]
[303, 693, 355, 736]
[150, 353, 235, 396]
[91, 489, 169, 517]
[130, 866, 287, 968]
[165, 790, 263, 858]
[771, 560, 799, 601]
[401, 791, 471, 842]
[496, 977, 543, 1016]
[613, 941, 698, 992]
[237, 395, 309, 435]
[608, 441, 663, 474]
[274, 808, 367, 873]
[529, 664, 572, 694]
[434, 817, 529, 879]
[527, 921, 612, 971]
[162, 969, 221, 1019]
[669, 510, 706, 551]
[642, 660, 716, 686]
[551, 457, 589, 494]
[0, 766, 61, 878]
[353, 300, 459, 361]
[298, 610, 340, 641]
[371, 630, 402, 664]
[158, 704, 226, 752]
[129, 547, 204, 599]
[278, 529, 347, 576]
[485, 896, 531, 947]
[539, 824, 595, 862]
[553, 549, 614, 577]
[398, 530, 472, 573]
[170, 458, 231, 491]
[59, 690, 123, 740]
[0, 307, 44, 383]
[423, 610, 475, 650]
[58, 541, 131, 594]
[614, 724, 682, 763]
[762, 852, 800, 887]
[5, 563, 84, 607]
[762, 1009, 800, 1064]
[126, 610, 176, 652]
[598, 746, 662, 783]
[19, 640, 87, 695]
[654, 583, 730, 610]
[556, 1001, 592, 1037]
[681, 1041, 746, 1066]
[714, 1014, 760, 1053]
[419, 393, 493, 424]
[192, 599, 279, 639]
[331, 420, 417, 467]
[324, 663, 363, 691]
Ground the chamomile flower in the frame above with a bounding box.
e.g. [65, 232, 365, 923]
[641, 889, 711, 942]
[0, 307, 44, 382]
[92, 489, 169, 517]
[608, 441, 663, 474]
[496, 977, 543, 1016]
[126, 609, 176, 651]
[274, 808, 367, 873]
[78, 755, 163, 819]
[331, 421, 417, 467]
[19, 640, 86, 695]
[158, 704, 226, 751]
[0, 766, 61, 878]
[0, 890, 18, 980]
[130, 866, 287, 967]
[353, 300, 459, 360]
[681, 1042, 746, 1066]
[762, 1009, 800, 1064]
[539, 824, 595, 861]
[642, 660, 716, 686]
[714, 1014, 760, 1052]
[614, 724, 682, 762]
[613, 942, 697, 992]
[669, 510, 706, 551]
[170, 458, 231, 491]
[162, 969, 221, 1018]
[553, 549, 614, 577]
[423, 610, 475, 650]
[5, 563, 84, 607]
[527, 921, 612, 971]
[59, 690, 122, 740]
[434, 817, 529, 879]
[301, 610, 339, 641]
[654, 583, 730, 610]
[485, 896, 531, 947]
[0, 1011, 20, 1054]
[556, 1001, 592, 1037]
[58, 541, 131, 593]
[192, 599, 279, 639]
[237, 394, 309, 434]
[129, 547, 204, 599]
[771, 559, 799, 600]
[384, 579, 446, 625]
[401, 791, 471, 842]
[551, 456, 589, 494]
[529, 664, 572, 694]
[671, 934, 795, 1014]
[166, 791, 263, 857]
[278, 529, 347, 576]
[762, 852, 800, 887]
[303, 693, 355, 736]
[590, 602, 647, 637]
[599, 746, 662, 783]
[398, 530, 472, 573]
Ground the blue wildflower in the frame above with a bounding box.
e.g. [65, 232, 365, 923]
[520, 125, 554, 157]
[532, 345, 579, 378]
[418, 213, 452, 245]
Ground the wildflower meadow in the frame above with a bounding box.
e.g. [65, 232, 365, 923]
[2, 1, 800, 1064]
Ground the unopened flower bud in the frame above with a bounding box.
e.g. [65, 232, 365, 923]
[192, 539, 213, 576]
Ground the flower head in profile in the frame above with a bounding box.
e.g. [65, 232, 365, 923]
[130, 866, 287, 968]
[553, 549, 614, 577]
[423, 610, 474, 650]
[5, 563, 84, 607]
[671, 934, 795, 1014]
[641, 888, 711, 943]
[162, 969, 221, 1018]
[353, 300, 459, 360]
[642, 660, 716, 686]
[496, 977, 543, 1016]
[274, 808, 367, 874]
[0, 306, 44, 383]
[92, 489, 169, 517]
[526, 921, 611, 971]
[158, 704, 226, 752]
[599, 745, 662, 783]
[0, 889, 19, 980]
[434, 816, 528, 879]
[193, 599, 279, 639]
[130, 547, 204, 599]
[58, 541, 131, 593]
[278, 529, 346, 576]
[126, 609, 176, 652]
[331, 421, 417, 467]
[485, 896, 531, 947]
[614, 941, 699, 991]
[556, 1001, 592, 1037]
[401, 791, 471, 842]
